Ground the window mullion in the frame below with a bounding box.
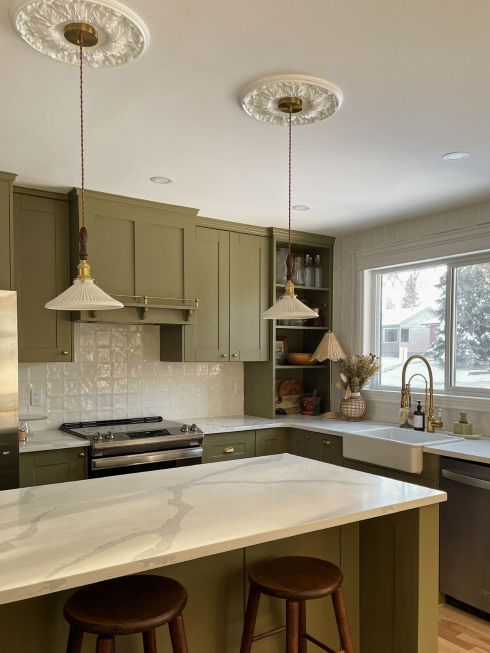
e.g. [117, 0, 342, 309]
[444, 266, 453, 391]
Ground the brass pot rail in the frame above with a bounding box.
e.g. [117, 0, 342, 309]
[89, 294, 200, 321]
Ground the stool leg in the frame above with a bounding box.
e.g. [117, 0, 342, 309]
[298, 601, 307, 653]
[66, 626, 84, 653]
[143, 629, 158, 653]
[286, 601, 300, 653]
[332, 587, 354, 653]
[95, 635, 114, 653]
[240, 587, 261, 653]
[169, 614, 189, 653]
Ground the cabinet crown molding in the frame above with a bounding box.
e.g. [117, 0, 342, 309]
[0, 171, 18, 182]
[68, 187, 200, 216]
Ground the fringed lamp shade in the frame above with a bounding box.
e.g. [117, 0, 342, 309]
[311, 331, 346, 363]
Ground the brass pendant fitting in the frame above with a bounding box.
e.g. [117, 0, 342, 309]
[283, 280, 297, 297]
[64, 23, 99, 47]
[277, 97, 303, 114]
[75, 260, 94, 282]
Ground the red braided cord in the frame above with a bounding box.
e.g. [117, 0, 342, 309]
[79, 41, 85, 228]
[288, 110, 292, 255]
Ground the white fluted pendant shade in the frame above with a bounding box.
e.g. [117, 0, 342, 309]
[262, 295, 319, 320]
[311, 331, 346, 362]
[45, 280, 124, 311]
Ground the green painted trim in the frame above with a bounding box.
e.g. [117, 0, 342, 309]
[0, 171, 17, 183]
[195, 216, 270, 236]
[13, 186, 69, 202]
[68, 187, 200, 216]
[272, 227, 336, 246]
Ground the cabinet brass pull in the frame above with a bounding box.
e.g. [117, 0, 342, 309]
[323, 439, 331, 445]
[306, 436, 310, 440]
[79, 452, 85, 457]
[232, 353, 238, 357]
[221, 354, 228, 358]
[62, 351, 68, 355]
[223, 447, 234, 454]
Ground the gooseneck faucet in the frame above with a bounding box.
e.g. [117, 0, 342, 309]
[401, 355, 443, 433]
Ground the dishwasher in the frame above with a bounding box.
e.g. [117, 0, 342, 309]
[440, 457, 490, 616]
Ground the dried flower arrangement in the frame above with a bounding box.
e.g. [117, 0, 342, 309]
[336, 354, 382, 399]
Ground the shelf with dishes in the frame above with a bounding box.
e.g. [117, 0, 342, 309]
[275, 284, 330, 292]
[275, 364, 329, 370]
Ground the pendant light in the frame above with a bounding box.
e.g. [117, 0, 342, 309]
[46, 23, 123, 312]
[262, 97, 318, 320]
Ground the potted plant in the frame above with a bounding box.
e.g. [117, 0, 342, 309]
[336, 354, 381, 421]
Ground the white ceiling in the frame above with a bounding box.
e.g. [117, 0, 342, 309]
[2, 0, 490, 235]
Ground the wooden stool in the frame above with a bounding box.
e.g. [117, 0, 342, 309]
[63, 575, 189, 653]
[240, 556, 354, 653]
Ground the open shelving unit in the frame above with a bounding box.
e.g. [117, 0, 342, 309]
[244, 228, 335, 418]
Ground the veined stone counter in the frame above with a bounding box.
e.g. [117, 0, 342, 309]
[0, 453, 444, 606]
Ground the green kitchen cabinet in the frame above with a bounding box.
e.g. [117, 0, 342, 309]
[344, 453, 440, 488]
[386, 470, 437, 489]
[255, 427, 288, 456]
[69, 189, 199, 325]
[13, 190, 73, 362]
[202, 430, 256, 464]
[319, 434, 343, 466]
[19, 448, 87, 487]
[288, 428, 321, 461]
[191, 227, 269, 362]
[0, 172, 16, 290]
[344, 459, 388, 476]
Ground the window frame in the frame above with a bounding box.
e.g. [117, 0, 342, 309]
[370, 253, 490, 397]
[383, 327, 398, 343]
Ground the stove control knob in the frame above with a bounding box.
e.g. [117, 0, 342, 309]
[190, 424, 198, 432]
[181, 424, 189, 433]
[104, 433, 114, 440]
[94, 433, 103, 441]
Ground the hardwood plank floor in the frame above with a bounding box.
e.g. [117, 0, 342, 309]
[439, 604, 490, 652]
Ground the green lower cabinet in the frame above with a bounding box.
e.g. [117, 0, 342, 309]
[344, 455, 439, 489]
[386, 470, 437, 489]
[344, 459, 387, 476]
[255, 427, 288, 456]
[202, 430, 256, 464]
[288, 427, 321, 460]
[19, 448, 87, 488]
[319, 434, 343, 466]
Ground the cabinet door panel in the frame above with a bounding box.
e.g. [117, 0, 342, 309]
[256, 428, 288, 456]
[229, 233, 269, 361]
[143, 222, 184, 298]
[386, 470, 437, 489]
[91, 214, 136, 296]
[194, 227, 229, 361]
[0, 180, 12, 290]
[202, 431, 255, 464]
[344, 459, 387, 476]
[14, 194, 72, 362]
[288, 428, 320, 461]
[319, 434, 343, 466]
[19, 448, 86, 487]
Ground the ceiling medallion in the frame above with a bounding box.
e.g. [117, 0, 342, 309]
[238, 74, 343, 126]
[10, 0, 149, 67]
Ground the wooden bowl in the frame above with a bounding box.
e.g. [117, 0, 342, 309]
[287, 353, 318, 366]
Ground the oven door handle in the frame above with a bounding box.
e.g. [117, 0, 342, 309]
[91, 447, 203, 470]
[442, 468, 490, 491]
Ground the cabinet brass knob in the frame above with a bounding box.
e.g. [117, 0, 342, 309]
[62, 351, 69, 355]
[306, 435, 310, 440]
[221, 354, 227, 358]
[79, 452, 85, 457]
[323, 439, 331, 445]
[223, 447, 234, 454]
[232, 353, 238, 358]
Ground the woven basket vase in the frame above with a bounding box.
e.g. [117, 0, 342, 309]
[340, 392, 367, 422]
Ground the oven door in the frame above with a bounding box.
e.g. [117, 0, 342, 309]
[90, 447, 203, 478]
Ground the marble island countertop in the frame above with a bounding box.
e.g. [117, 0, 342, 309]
[0, 453, 444, 606]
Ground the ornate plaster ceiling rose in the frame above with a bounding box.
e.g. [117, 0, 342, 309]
[238, 74, 343, 126]
[10, 0, 149, 67]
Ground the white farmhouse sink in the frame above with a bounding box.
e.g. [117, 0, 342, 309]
[342, 427, 464, 473]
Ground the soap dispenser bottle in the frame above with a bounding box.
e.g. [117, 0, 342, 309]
[413, 400, 425, 432]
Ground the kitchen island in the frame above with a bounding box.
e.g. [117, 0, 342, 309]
[0, 453, 444, 653]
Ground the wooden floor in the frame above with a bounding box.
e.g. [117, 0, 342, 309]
[439, 604, 490, 652]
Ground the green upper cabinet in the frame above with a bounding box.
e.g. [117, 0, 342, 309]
[191, 226, 269, 362]
[14, 191, 72, 362]
[69, 189, 199, 324]
[0, 172, 17, 290]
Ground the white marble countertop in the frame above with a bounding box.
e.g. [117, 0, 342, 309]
[19, 430, 90, 453]
[20, 415, 490, 464]
[0, 453, 444, 606]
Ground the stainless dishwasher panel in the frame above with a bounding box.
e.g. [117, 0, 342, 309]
[440, 457, 490, 614]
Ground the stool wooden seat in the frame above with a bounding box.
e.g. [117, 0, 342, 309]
[64, 575, 188, 653]
[240, 556, 353, 653]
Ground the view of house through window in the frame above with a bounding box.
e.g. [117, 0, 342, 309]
[378, 265, 447, 389]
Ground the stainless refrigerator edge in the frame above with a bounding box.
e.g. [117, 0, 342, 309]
[0, 290, 19, 489]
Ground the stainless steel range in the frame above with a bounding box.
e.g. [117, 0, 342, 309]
[61, 417, 204, 478]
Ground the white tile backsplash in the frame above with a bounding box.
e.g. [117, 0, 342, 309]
[19, 323, 244, 430]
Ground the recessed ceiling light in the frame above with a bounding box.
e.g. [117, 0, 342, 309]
[442, 152, 469, 161]
[150, 176, 174, 184]
[292, 205, 311, 211]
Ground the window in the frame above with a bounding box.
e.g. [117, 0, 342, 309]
[373, 256, 490, 394]
[384, 328, 398, 343]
